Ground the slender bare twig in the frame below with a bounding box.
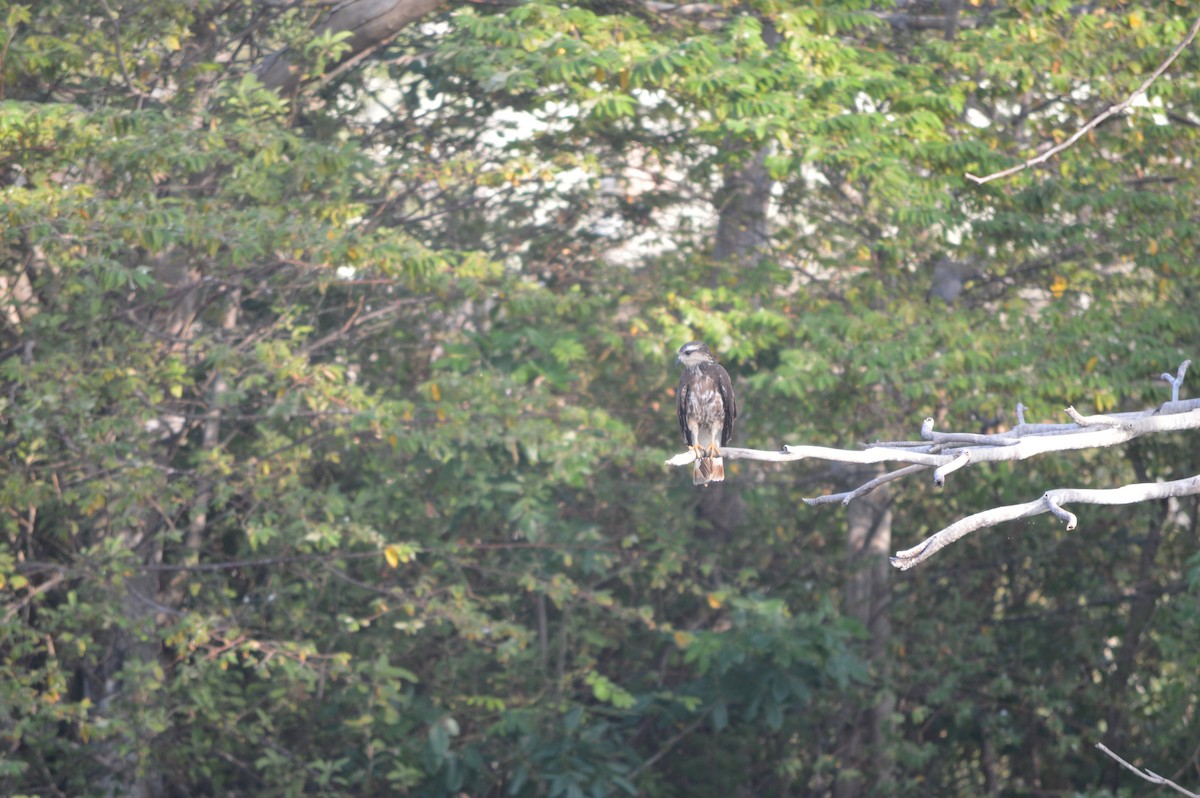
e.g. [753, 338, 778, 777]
[1096, 742, 1200, 798]
[966, 14, 1200, 185]
[805, 464, 928, 506]
[3, 572, 66, 622]
[628, 708, 713, 780]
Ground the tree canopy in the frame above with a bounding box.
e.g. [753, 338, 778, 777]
[2, 0, 1200, 795]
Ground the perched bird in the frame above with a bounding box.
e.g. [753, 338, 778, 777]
[676, 341, 737, 486]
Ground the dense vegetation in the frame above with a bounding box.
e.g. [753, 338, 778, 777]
[2, 0, 1199, 795]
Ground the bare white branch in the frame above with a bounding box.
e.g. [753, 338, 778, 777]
[891, 475, 1200, 570]
[804, 464, 929, 507]
[666, 406, 1200, 473]
[664, 361, 1200, 569]
[1163, 359, 1192, 402]
[933, 452, 971, 486]
[1095, 742, 1200, 798]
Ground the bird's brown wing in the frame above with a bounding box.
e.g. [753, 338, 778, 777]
[715, 363, 736, 446]
[677, 370, 694, 446]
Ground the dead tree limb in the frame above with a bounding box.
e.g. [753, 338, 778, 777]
[1095, 742, 1200, 798]
[664, 361, 1198, 569]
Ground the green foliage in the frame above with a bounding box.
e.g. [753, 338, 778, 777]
[1, 0, 1199, 796]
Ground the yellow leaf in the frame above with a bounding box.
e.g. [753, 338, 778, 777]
[384, 545, 400, 569]
[10, 574, 28, 590]
[164, 34, 181, 51]
[169, 383, 183, 399]
[83, 493, 106, 516]
[1148, 239, 1158, 255]
[430, 382, 441, 402]
[1050, 274, 1067, 299]
[387, 433, 398, 447]
[706, 592, 723, 609]
[1128, 12, 1142, 29]
[1085, 355, 1099, 374]
[436, 407, 446, 422]
[673, 630, 693, 649]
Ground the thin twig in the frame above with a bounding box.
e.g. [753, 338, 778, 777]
[3, 572, 66, 622]
[804, 464, 929, 506]
[966, 14, 1200, 185]
[141, 550, 381, 572]
[1096, 742, 1200, 798]
[628, 709, 713, 780]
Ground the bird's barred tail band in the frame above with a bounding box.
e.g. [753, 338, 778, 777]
[693, 456, 725, 486]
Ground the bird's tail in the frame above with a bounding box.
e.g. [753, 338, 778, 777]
[693, 455, 725, 486]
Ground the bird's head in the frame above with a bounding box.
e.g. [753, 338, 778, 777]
[676, 341, 715, 368]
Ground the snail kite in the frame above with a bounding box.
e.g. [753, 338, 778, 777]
[676, 341, 737, 486]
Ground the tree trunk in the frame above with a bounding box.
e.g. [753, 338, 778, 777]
[836, 464, 894, 798]
[713, 144, 773, 265]
[256, 0, 447, 93]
